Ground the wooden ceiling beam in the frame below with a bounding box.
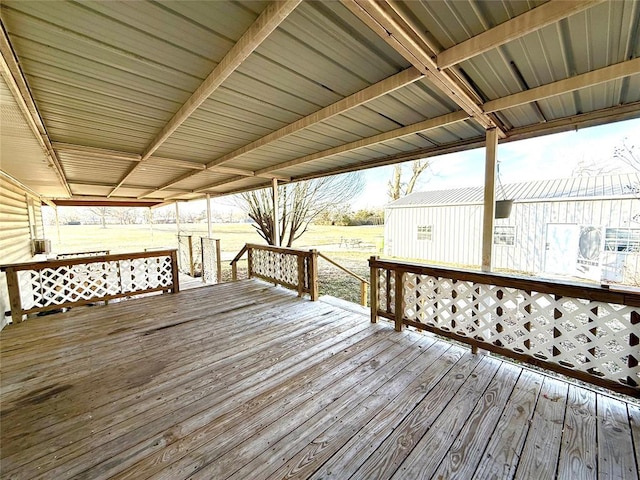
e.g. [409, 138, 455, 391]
[437, 0, 604, 69]
[174, 111, 467, 197]
[0, 23, 72, 197]
[108, 0, 301, 198]
[183, 102, 640, 199]
[205, 66, 423, 169]
[342, 0, 502, 135]
[67, 180, 190, 192]
[255, 111, 469, 175]
[483, 57, 640, 113]
[52, 142, 208, 170]
[138, 66, 423, 197]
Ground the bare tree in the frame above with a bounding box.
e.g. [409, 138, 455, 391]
[238, 173, 364, 246]
[388, 159, 430, 201]
[614, 137, 639, 171]
[87, 207, 110, 228]
[573, 137, 639, 177]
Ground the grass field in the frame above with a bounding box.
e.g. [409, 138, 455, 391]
[45, 223, 384, 304]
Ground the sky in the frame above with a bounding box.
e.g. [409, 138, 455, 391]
[352, 117, 640, 209]
[199, 117, 639, 215]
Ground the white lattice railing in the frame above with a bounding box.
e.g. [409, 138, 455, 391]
[231, 244, 318, 300]
[201, 237, 222, 284]
[177, 234, 196, 276]
[1, 250, 179, 323]
[369, 257, 640, 397]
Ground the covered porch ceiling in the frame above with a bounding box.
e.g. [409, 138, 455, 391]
[1, 0, 639, 207]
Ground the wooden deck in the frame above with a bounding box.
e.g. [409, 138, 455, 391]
[1, 279, 638, 480]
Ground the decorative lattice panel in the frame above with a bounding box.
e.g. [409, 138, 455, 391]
[377, 268, 395, 314]
[201, 238, 218, 284]
[379, 268, 640, 390]
[178, 235, 201, 275]
[250, 249, 301, 288]
[18, 256, 173, 309]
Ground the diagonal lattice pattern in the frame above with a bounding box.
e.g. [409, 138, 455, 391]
[376, 267, 640, 390]
[201, 238, 218, 284]
[18, 256, 173, 309]
[251, 249, 301, 288]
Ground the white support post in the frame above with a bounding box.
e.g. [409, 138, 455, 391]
[482, 128, 498, 272]
[272, 178, 280, 246]
[175, 202, 180, 234]
[149, 207, 154, 244]
[54, 206, 61, 243]
[206, 194, 212, 239]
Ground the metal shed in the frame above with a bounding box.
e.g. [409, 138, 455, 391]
[384, 173, 640, 282]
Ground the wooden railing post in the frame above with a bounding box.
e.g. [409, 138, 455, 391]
[297, 255, 305, 297]
[309, 249, 319, 301]
[215, 239, 222, 283]
[370, 256, 378, 323]
[232, 262, 238, 281]
[200, 237, 206, 284]
[188, 235, 195, 277]
[170, 250, 180, 293]
[394, 269, 403, 332]
[360, 281, 368, 307]
[247, 246, 254, 279]
[5, 268, 23, 323]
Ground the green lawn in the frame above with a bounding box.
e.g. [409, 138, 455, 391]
[45, 223, 384, 304]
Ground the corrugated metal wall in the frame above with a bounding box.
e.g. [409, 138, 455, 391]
[385, 204, 483, 266]
[0, 176, 43, 328]
[386, 197, 639, 276]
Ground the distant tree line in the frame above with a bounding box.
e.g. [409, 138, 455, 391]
[314, 207, 384, 226]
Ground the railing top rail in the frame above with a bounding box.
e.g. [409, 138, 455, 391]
[318, 252, 369, 285]
[56, 250, 110, 258]
[231, 243, 316, 265]
[369, 257, 640, 307]
[230, 244, 249, 264]
[245, 243, 315, 256]
[0, 249, 178, 272]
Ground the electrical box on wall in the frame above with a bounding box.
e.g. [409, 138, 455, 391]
[32, 239, 51, 255]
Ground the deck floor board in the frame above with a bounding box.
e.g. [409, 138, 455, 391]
[1, 279, 638, 480]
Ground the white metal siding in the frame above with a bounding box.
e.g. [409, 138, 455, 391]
[387, 197, 640, 276]
[0, 176, 43, 328]
[385, 204, 482, 266]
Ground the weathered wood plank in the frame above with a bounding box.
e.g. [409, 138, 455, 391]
[557, 385, 597, 480]
[597, 395, 639, 480]
[2, 278, 637, 480]
[338, 351, 485, 479]
[2, 309, 378, 477]
[629, 403, 640, 474]
[109, 333, 416, 480]
[226, 335, 441, 480]
[386, 357, 502, 478]
[307, 343, 468, 480]
[2, 305, 368, 469]
[222, 336, 437, 480]
[473, 369, 543, 479]
[514, 377, 568, 480]
[430, 362, 521, 479]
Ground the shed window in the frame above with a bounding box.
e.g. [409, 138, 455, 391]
[604, 228, 640, 252]
[494, 226, 515, 246]
[417, 225, 432, 241]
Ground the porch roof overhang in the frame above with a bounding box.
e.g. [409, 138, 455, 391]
[1, 0, 639, 207]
